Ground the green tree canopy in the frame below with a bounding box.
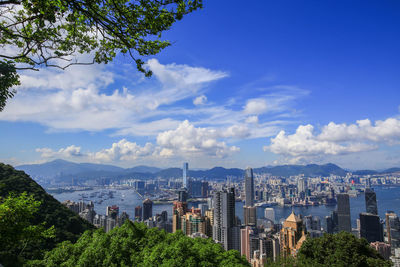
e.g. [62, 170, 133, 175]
[29, 221, 250, 267]
[0, 192, 55, 266]
[0, 163, 95, 263]
[0, 0, 202, 110]
[296, 232, 392, 267]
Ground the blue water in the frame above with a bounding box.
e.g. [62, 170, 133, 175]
[52, 185, 400, 228]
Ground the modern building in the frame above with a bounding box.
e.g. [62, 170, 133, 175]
[245, 167, 255, 207]
[241, 226, 259, 262]
[106, 205, 119, 219]
[386, 211, 400, 251]
[365, 188, 378, 215]
[212, 187, 240, 251]
[337, 194, 351, 232]
[134, 205, 142, 221]
[142, 198, 153, 221]
[244, 206, 257, 226]
[280, 212, 307, 257]
[183, 162, 189, 188]
[178, 189, 188, 202]
[370, 241, 391, 260]
[359, 213, 383, 243]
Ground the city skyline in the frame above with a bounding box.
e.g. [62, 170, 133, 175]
[1, 0, 400, 170]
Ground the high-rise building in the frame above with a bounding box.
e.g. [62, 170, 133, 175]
[134, 205, 142, 221]
[370, 241, 391, 260]
[280, 212, 307, 257]
[359, 213, 383, 243]
[190, 180, 202, 197]
[264, 208, 275, 223]
[241, 226, 259, 262]
[178, 189, 188, 202]
[183, 162, 189, 188]
[106, 205, 119, 220]
[142, 199, 153, 221]
[386, 211, 400, 251]
[244, 206, 257, 226]
[245, 167, 255, 207]
[337, 194, 351, 232]
[201, 181, 209, 197]
[365, 188, 378, 215]
[297, 177, 307, 194]
[212, 187, 240, 251]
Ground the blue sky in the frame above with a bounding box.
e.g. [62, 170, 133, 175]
[1, 0, 400, 169]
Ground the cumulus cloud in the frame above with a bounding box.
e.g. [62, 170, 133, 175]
[193, 95, 207, 105]
[243, 98, 268, 114]
[156, 120, 240, 158]
[0, 59, 227, 134]
[91, 139, 154, 162]
[265, 117, 400, 163]
[35, 121, 241, 164]
[36, 145, 83, 158]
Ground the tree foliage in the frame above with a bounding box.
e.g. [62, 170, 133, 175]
[0, 0, 202, 110]
[296, 232, 392, 267]
[0, 163, 95, 264]
[0, 192, 55, 266]
[29, 221, 250, 267]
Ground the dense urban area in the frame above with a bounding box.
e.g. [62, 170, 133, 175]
[52, 162, 400, 266]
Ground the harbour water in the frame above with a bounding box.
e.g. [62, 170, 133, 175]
[52, 185, 400, 228]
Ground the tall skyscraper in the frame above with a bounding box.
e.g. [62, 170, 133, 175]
[212, 187, 240, 251]
[365, 188, 378, 215]
[245, 167, 254, 207]
[337, 193, 351, 232]
[183, 162, 189, 188]
[142, 198, 153, 221]
[386, 211, 400, 251]
[359, 213, 383, 243]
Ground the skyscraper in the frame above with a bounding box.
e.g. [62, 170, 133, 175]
[134, 205, 142, 221]
[243, 206, 257, 226]
[386, 211, 400, 251]
[365, 188, 378, 215]
[183, 162, 189, 188]
[212, 187, 240, 251]
[359, 213, 383, 243]
[337, 193, 351, 232]
[142, 198, 153, 221]
[245, 167, 254, 207]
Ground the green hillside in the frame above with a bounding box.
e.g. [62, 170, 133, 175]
[0, 163, 94, 262]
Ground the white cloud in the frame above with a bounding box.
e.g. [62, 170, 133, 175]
[0, 59, 227, 133]
[319, 118, 400, 144]
[245, 116, 259, 124]
[244, 98, 268, 114]
[36, 145, 83, 158]
[156, 120, 240, 158]
[91, 139, 154, 162]
[265, 117, 400, 163]
[193, 95, 207, 105]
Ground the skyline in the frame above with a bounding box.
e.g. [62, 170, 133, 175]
[1, 0, 400, 169]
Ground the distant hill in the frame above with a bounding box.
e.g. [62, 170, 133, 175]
[125, 165, 161, 174]
[16, 159, 124, 179]
[0, 163, 94, 260]
[14, 159, 400, 183]
[254, 163, 348, 177]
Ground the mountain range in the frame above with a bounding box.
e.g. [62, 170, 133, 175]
[14, 159, 400, 183]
